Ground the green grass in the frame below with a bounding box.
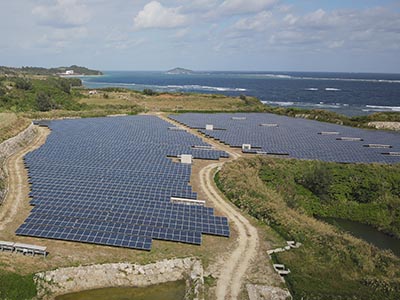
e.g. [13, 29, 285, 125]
[0, 270, 36, 300]
[257, 159, 400, 238]
[216, 157, 400, 300]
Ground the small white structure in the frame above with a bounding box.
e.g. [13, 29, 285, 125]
[89, 90, 97, 95]
[242, 144, 251, 151]
[192, 145, 214, 150]
[171, 197, 205, 206]
[0, 241, 15, 251]
[260, 123, 278, 127]
[318, 131, 339, 135]
[273, 264, 291, 276]
[382, 152, 400, 156]
[168, 126, 185, 131]
[65, 70, 74, 75]
[205, 124, 214, 130]
[232, 117, 246, 120]
[180, 154, 193, 164]
[363, 144, 392, 148]
[0, 241, 47, 257]
[336, 137, 363, 141]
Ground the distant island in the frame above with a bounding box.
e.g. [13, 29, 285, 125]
[166, 67, 195, 75]
[0, 65, 103, 76]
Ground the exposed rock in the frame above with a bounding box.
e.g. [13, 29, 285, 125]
[0, 123, 37, 204]
[368, 122, 400, 131]
[247, 284, 292, 300]
[35, 257, 204, 300]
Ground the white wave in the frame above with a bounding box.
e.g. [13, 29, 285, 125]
[262, 100, 350, 109]
[325, 88, 341, 91]
[241, 74, 400, 83]
[305, 88, 318, 91]
[246, 74, 293, 79]
[82, 81, 136, 86]
[261, 101, 294, 106]
[83, 81, 246, 92]
[162, 84, 246, 92]
[365, 105, 400, 112]
[263, 74, 292, 79]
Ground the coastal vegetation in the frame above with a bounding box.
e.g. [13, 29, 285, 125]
[258, 159, 400, 238]
[0, 65, 102, 76]
[216, 156, 400, 300]
[0, 76, 84, 112]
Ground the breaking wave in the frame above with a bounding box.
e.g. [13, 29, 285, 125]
[243, 74, 400, 83]
[363, 105, 400, 112]
[163, 84, 247, 92]
[261, 100, 350, 109]
[81, 81, 246, 92]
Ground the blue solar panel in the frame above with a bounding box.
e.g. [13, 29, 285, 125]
[169, 113, 400, 164]
[17, 116, 230, 250]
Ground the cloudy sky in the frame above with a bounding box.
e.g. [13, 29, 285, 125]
[1, 0, 399, 72]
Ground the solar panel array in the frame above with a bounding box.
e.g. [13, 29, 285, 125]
[17, 116, 230, 250]
[169, 113, 400, 164]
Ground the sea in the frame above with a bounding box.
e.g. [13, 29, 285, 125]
[81, 71, 400, 116]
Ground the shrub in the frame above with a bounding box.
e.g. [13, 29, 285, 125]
[14, 77, 32, 90]
[36, 92, 54, 111]
[143, 88, 156, 96]
[299, 163, 332, 201]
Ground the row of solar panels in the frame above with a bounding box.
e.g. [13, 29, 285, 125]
[19, 116, 230, 250]
[169, 113, 400, 164]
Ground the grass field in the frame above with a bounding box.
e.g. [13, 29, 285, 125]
[78, 90, 265, 112]
[216, 156, 400, 300]
[0, 113, 31, 143]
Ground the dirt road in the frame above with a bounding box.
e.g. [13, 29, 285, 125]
[0, 127, 48, 232]
[160, 114, 259, 299]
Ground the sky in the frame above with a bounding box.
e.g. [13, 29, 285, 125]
[0, 0, 399, 72]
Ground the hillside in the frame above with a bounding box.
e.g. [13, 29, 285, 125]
[165, 67, 194, 75]
[0, 65, 103, 76]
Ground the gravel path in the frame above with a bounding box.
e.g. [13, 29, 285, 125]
[0, 127, 48, 231]
[160, 114, 259, 299]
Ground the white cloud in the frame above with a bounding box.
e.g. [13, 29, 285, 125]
[133, 1, 187, 30]
[32, 0, 91, 28]
[226, 6, 400, 53]
[234, 11, 274, 31]
[219, 0, 277, 15]
[172, 28, 190, 39]
[178, 0, 218, 13]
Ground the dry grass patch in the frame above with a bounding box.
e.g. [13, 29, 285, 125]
[0, 113, 31, 143]
[79, 91, 263, 112]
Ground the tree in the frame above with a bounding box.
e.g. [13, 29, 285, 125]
[143, 88, 156, 96]
[299, 163, 332, 201]
[68, 78, 82, 87]
[36, 92, 54, 111]
[58, 78, 71, 94]
[0, 87, 6, 97]
[15, 77, 32, 90]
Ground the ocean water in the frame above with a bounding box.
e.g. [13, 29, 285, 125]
[81, 71, 400, 116]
